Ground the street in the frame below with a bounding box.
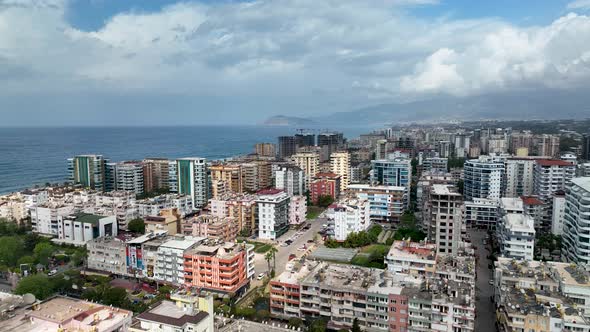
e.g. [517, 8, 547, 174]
[469, 229, 496, 331]
[253, 215, 326, 281]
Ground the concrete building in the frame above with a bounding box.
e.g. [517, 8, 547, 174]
[2, 296, 132, 332]
[385, 240, 437, 277]
[145, 208, 180, 235]
[425, 184, 464, 256]
[350, 166, 362, 184]
[552, 191, 566, 235]
[111, 161, 144, 195]
[209, 193, 257, 235]
[317, 132, 345, 161]
[310, 173, 341, 204]
[240, 161, 272, 193]
[210, 163, 242, 198]
[583, 134, 590, 161]
[87, 236, 129, 276]
[289, 195, 307, 226]
[131, 290, 214, 332]
[562, 177, 590, 265]
[274, 165, 305, 196]
[330, 151, 351, 192]
[348, 184, 406, 224]
[183, 241, 254, 293]
[154, 237, 202, 285]
[422, 157, 448, 173]
[256, 189, 290, 240]
[125, 230, 168, 278]
[291, 152, 319, 189]
[0, 195, 27, 223]
[533, 159, 576, 231]
[370, 158, 412, 209]
[58, 213, 118, 245]
[536, 134, 560, 158]
[176, 157, 209, 209]
[67, 154, 108, 191]
[30, 203, 76, 236]
[510, 130, 533, 154]
[142, 158, 170, 193]
[463, 156, 504, 201]
[503, 158, 536, 197]
[332, 198, 371, 242]
[278, 136, 297, 159]
[497, 213, 535, 261]
[183, 215, 239, 242]
[254, 142, 276, 157]
[136, 194, 193, 218]
[463, 198, 498, 229]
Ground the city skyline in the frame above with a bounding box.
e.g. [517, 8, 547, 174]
[2, 0, 590, 126]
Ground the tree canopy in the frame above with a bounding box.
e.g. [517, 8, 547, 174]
[15, 274, 54, 300]
[128, 218, 146, 234]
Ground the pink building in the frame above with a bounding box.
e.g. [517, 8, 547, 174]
[289, 195, 307, 225]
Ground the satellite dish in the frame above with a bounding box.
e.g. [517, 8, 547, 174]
[23, 293, 36, 305]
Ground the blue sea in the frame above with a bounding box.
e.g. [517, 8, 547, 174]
[0, 126, 370, 194]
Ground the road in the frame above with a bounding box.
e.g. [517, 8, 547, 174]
[469, 229, 496, 331]
[252, 215, 326, 283]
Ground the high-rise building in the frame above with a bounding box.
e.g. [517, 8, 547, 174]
[503, 158, 536, 197]
[111, 161, 144, 195]
[536, 134, 560, 157]
[294, 132, 315, 147]
[278, 136, 297, 159]
[291, 152, 319, 189]
[497, 213, 535, 261]
[256, 189, 290, 240]
[562, 177, 590, 265]
[583, 134, 590, 161]
[329, 151, 350, 192]
[254, 142, 276, 157]
[463, 156, 504, 201]
[422, 157, 448, 173]
[552, 191, 566, 235]
[67, 155, 108, 191]
[274, 165, 304, 196]
[317, 132, 345, 159]
[209, 164, 242, 197]
[426, 184, 464, 255]
[310, 173, 341, 204]
[370, 158, 412, 208]
[463, 198, 499, 230]
[533, 159, 576, 231]
[176, 157, 209, 209]
[332, 198, 371, 241]
[142, 158, 170, 193]
[348, 184, 406, 224]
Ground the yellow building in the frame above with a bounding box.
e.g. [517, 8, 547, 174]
[144, 208, 180, 235]
[330, 151, 351, 192]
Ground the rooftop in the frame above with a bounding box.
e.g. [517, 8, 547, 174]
[136, 301, 209, 327]
[431, 184, 461, 196]
[387, 240, 436, 261]
[126, 230, 169, 244]
[500, 197, 524, 212]
[571, 177, 590, 192]
[536, 159, 574, 167]
[504, 213, 535, 231]
[161, 237, 204, 250]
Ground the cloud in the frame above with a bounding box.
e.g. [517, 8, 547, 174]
[568, 0, 590, 9]
[1, 0, 590, 125]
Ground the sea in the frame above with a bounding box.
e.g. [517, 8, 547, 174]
[0, 125, 371, 194]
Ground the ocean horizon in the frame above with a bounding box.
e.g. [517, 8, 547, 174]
[0, 125, 372, 194]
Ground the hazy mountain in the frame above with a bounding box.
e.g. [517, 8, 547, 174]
[262, 115, 317, 126]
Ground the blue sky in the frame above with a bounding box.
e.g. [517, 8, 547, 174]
[2, 0, 590, 126]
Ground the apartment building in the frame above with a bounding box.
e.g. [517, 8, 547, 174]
[144, 208, 180, 235]
[67, 154, 108, 191]
[126, 230, 169, 278]
[291, 152, 320, 188]
[278, 136, 297, 159]
[425, 184, 464, 255]
[531, 159, 575, 233]
[210, 163, 243, 198]
[176, 157, 209, 209]
[87, 236, 129, 276]
[183, 241, 255, 293]
[209, 193, 257, 235]
[552, 191, 566, 235]
[332, 198, 371, 242]
[30, 203, 75, 236]
[535, 134, 560, 157]
[422, 157, 448, 173]
[136, 194, 192, 218]
[57, 213, 118, 245]
[497, 213, 535, 261]
[503, 158, 536, 197]
[463, 156, 504, 201]
[240, 161, 272, 193]
[109, 161, 144, 195]
[562, 177, 590, 265]
[463, 198, 498, 229]
[184, 214, 239, 242]
[385, 240, 437, 277]
[274, 165, 305, 196]
[256, 189, 290, 240]
[0, 194, 27, 222]
[255, 142, 277, 157]
[347, 184, 405, 224]
[330, 151, 351, 192]
[154, 237, 202, 285]
[310, 173, 341, 204]
[142, 158, 170, 193]
[416, 171, 455, 211]
[370, 158, 412, 209]
[289, 195, 307, 226]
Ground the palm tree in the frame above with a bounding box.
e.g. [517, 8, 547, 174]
[269, 246, 279, 271]
[265, 251, 273, 273]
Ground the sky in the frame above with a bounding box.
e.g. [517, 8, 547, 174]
[1, 0, 590, 126]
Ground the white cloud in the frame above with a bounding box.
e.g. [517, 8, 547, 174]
[568, 0, 590, 9]
[1, 0, 590, 124]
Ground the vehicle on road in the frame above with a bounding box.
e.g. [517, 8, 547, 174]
[286, 263, 294, 271]
[285, 240, 293, 245]
[297, 245, 307, 251]
[489, 280, 494, 285]
[257, 272, 266, 280]
[288, 254, 296, 261]
[48, 269, 58, 276]
[307, 239, 314, 243]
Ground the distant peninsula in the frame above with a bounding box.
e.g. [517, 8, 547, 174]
[262, 115, 316, 126]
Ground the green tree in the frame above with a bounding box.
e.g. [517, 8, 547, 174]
[289, 317, 304, 329]
[265, 251, 273, 273]
[15, 274, 53, 300]
[352, 318, 362, 332]
[17, 255, 35, 266]
[0, 236, 24, 267]
[268, 246, 278, 271]
[103, 287, 128, 307]
[128, 218, 146, 234]
[317, 195, 335, 207]
[34, 242, 56, 266]
[309, 318, 328, 332]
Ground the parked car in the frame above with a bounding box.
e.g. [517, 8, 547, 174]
[489, 280, 494, 285]
[257, 272, 266, 280]
[289, 254, 296, 261]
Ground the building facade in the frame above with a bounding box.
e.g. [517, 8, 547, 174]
[256, 189, 290, 240]
[176, 157, 209, 209]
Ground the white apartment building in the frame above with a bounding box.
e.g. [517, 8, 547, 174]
[347, 184, 406, 223]
[136, 194, 193, 218]
[176, 158, 209, 209]
[497, 213, 535, 261]
[498, 197, 525, 216]
[463, 198, 499, 229]
[533, 159, 576, 231]
[30, 203, 76, 236]
[291, 152, 319, 189]
[330, 151, 351, 192]
[113, 161, 144, 195]
[422, 157, 448, 173]
[503, 158, 536, 197]
[154, 237, 202, 285]
[87, 237, 129, 276]
[274, 165, 305, 196]
[552, 192, 566, 235]
[289, 195, 307, 226]
[463, 156, 504, 201]
[256, 189, 290, 240]
[20, 189, 49, 209]
[385, 240, 437, 276]
[0, 195, 27, 222]
[427, 184, 464, 255]
[332, 198, 371, 242]
[562, 177, 590, 265]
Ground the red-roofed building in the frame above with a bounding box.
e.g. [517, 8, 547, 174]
[310, 173, 341, 204]
[535, 159, 573, 167]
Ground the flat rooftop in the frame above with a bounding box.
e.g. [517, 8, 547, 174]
[431, 184, 460, 196]
[571, 177, 590, 192]
[136, 301, 209, 327]
[387, 240, 436, 261]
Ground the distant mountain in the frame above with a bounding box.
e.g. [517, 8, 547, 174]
[305, 89, 590, 126]
[262, 115, 317, 126]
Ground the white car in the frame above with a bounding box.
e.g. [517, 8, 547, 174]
[285, 263, 294, 271]
[257, 272, 266, 280]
